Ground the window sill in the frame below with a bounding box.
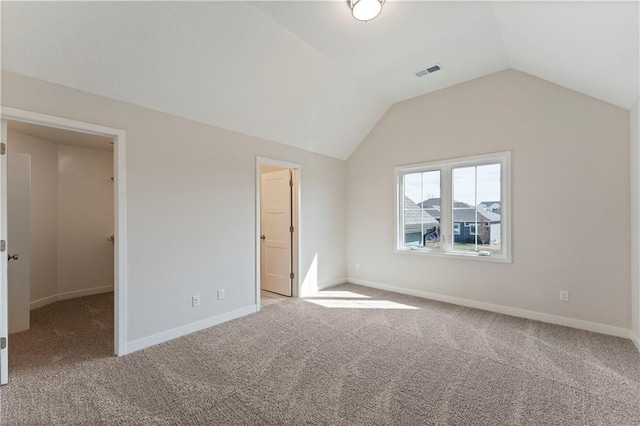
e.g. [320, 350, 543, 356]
[395, 247, 512, 263]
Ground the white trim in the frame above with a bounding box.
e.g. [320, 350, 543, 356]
[255, 157, 301, 311]
[395, 151, 511, 263]
[632, 331, 640, 352]
[125, 305, 257, 354]
[317, 278, 347, 291]
[395, 247, 512, 263]
[394, 150, 509, 173]
[29, 295, 57, 311]
[30, 285, 114, 310]
[1, 120, 8, 385]
[0, 106, 127, 357]
[347, 277, 632, 339]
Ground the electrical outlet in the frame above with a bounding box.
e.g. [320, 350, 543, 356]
[355, 263, 360, 271]
[192, 295, 201, 307]
[559, 290, 569, 302]
[217, 289, 225, 301]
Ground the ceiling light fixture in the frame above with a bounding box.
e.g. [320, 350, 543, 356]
[349, 0, 384, 22]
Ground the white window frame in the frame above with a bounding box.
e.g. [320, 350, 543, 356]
[395, 151, 511, 263]
[453, 222, 461, 235]
[469, 223, 478, 236]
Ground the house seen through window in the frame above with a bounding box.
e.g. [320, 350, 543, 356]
[402, 170, 440, 248]
[452, 164, 502, 253]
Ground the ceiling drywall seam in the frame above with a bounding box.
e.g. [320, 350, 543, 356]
[491, 1, 639, 109]
[247, 2, 393, 105]
[489, 2, 512, 70]
[245, 2, 392, 159]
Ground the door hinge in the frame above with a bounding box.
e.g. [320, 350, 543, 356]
[0, 143, 5, 155]
[0, 337, 6, 350]
[289, 180, 293, 187]
[290, 272, 294, 280]
[0, 240, 5, 252]
[290, 226, 294, 233]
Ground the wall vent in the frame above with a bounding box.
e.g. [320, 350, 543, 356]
[414, 64, 442, 78]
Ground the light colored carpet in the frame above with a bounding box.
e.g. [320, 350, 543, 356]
[1, 284, 639, 425]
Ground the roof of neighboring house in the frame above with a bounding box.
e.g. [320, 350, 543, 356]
[452, 207, 501, 223]
[404, 197, 439, 233]
[419, 198, 468, 209]
[418, 198, 501, 223]
[424, 208, 441, 220]
[478, 201, 501, 216]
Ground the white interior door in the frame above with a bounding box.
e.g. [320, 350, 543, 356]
[8, 152, 31, 333]
[260, 169, 292, 296]
[1, 120, 9, 385]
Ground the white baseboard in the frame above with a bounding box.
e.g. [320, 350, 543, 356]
[317, 278, 347, 291]
[30, 285, 114, 310]
[125, 304, 258, 355]
[30, 294, 58, 310]
[347, 277, 632, 340]
[632, 331, 640, 352]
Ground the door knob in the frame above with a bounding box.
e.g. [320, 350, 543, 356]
[8, 254, 18, 261]
[260, 235, 266, 240]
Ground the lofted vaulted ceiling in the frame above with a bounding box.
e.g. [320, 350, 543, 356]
[1, 1, 638, 160]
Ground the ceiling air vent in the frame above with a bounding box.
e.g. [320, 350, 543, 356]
[414, 64, 442, 78]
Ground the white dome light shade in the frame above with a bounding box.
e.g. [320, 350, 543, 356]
[350, 0, 384, 22]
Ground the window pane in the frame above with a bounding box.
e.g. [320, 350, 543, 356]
[402, 170, 440, 248]
[452, 164, 501, 253]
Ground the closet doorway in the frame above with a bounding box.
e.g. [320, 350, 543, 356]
[0, 109, 127, 385]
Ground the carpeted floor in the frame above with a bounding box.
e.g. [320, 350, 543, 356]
[1, 284, 639, 425]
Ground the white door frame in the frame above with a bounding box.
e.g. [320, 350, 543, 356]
[0, 106, 127, 357]
[255, 157, 300, 309]
[1, 120, 8, 384]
